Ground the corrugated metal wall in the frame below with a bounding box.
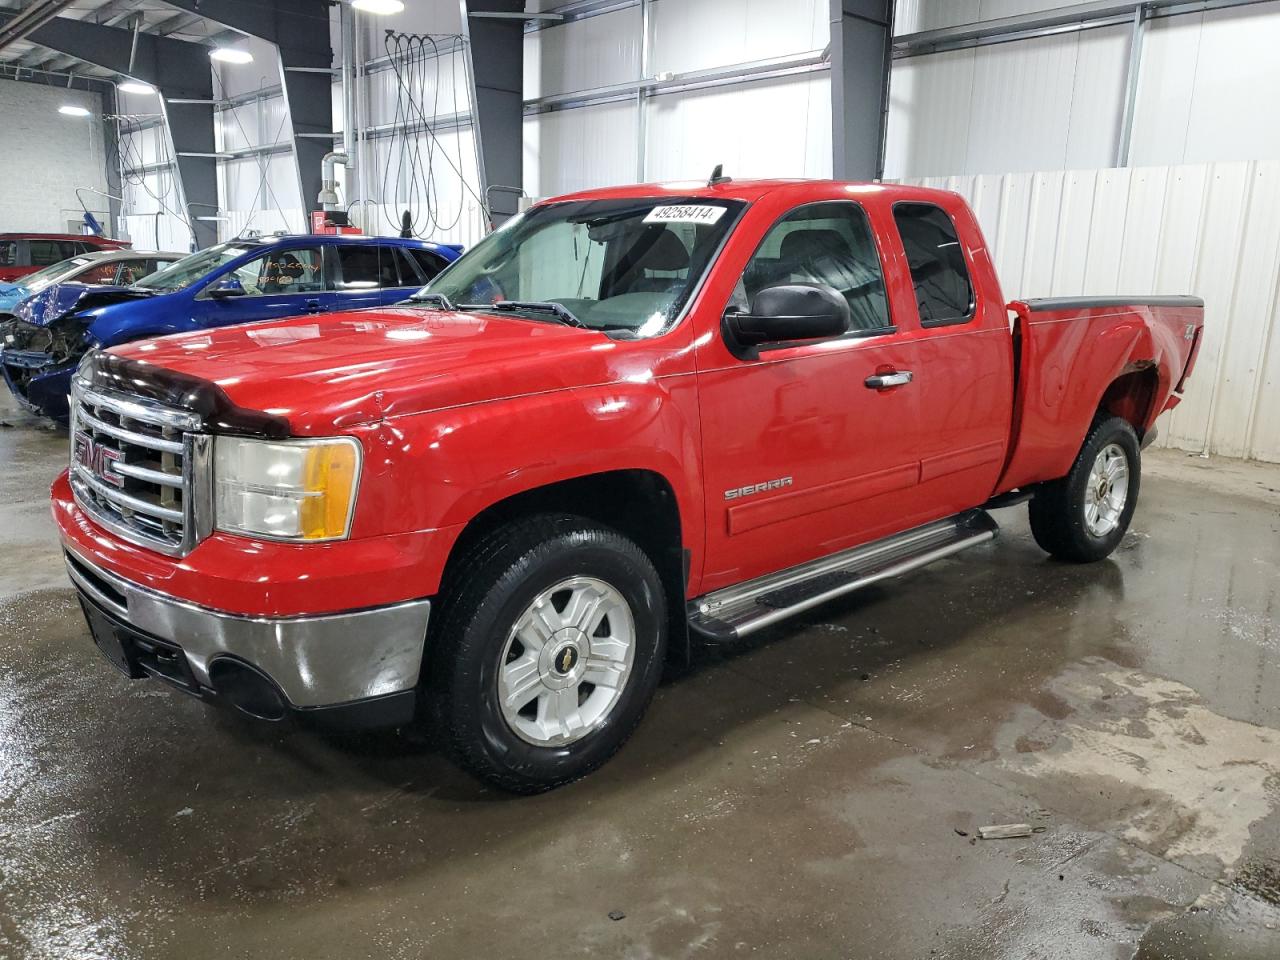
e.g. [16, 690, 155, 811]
[904, 163, 1280, 463]
[523, 0, 831, 197]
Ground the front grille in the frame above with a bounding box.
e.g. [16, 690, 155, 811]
[68, 375, 210, 556]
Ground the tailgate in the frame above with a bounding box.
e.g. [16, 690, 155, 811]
[998, 295, 1204, 491]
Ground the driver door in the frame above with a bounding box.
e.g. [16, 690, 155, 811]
[694, 200, 927, 593]
[198, 244, 335, 327]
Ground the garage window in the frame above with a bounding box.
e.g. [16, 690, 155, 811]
[892, 203, 975, 326]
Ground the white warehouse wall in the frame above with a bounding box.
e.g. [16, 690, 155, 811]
[905, 163, 1280, 464]
[0, 80, 109, 234]
[523, 0, 831, 198]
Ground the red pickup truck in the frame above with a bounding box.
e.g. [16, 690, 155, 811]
[53, 179, 1204, 792]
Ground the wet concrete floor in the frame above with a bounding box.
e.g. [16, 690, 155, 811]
[1, 393, 1278, 959]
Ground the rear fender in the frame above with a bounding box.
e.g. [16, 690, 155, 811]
[998, 300, 1183, 490]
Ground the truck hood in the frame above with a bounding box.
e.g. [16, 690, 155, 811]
[15, 282, 154, 328]
[109, 306, 621, 432]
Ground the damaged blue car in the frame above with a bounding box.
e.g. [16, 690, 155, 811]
[0, 233, 461, 421]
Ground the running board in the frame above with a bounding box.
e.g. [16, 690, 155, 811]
[687, 510, 999, 642]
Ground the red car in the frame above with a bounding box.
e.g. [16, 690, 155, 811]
[51, 179, 1204, 792]
[0, 233, 131, 282]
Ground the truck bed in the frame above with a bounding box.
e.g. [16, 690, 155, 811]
[998, 295, 1205, 492]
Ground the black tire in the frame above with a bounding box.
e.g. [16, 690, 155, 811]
[428, 514, 667, 793]
[1028, 416, 1141, 563]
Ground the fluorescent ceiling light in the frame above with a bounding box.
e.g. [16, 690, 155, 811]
[58, 104, 91, 117]
[118, 81, 156, 95]
[209, 46, 254, 64]
[352, 0, 405, 14]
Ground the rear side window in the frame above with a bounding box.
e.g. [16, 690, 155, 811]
[742, 201, 891, 332]
[29, 240, 62, 266]
[374, 246, 403, 287]
[335, 245, 381, 290]
[0, 241, 15, 266]
[892, 203, 974, 326]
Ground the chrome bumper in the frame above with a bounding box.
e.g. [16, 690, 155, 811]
[64, 546, 431, 708]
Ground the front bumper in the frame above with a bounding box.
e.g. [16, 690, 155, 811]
[64, 544, 431, 724]
[0, 347, 74, 420]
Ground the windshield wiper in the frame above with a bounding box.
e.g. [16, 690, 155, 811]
[462, 300, 588, 329]
[408, 291, 454, 310]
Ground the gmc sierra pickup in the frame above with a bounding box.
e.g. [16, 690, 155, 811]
[53, 179, 1204, 792]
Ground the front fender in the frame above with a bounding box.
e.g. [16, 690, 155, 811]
[350, 376, 705, 576]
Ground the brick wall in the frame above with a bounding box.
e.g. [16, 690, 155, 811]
[0, 79, 109, 233]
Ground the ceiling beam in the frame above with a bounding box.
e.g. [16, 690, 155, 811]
[0, 0, 78, 54]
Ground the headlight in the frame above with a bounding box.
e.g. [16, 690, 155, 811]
[214, 436, 361, 541]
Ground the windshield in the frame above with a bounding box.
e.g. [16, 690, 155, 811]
[11, 256, 93, 292]
[419, 197, 745, 337]
[134, 241, 262, 293]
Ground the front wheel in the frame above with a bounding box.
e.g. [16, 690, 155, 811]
[1028, 416, 1141, 563]
[429, 515, 667, 793]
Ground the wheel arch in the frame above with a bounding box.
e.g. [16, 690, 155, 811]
[436, 469, 691, 664]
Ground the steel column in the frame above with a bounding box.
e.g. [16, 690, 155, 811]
[461, 0, 526, 225]
[156, 0, 334, 218]
[829, 0, 894, 180]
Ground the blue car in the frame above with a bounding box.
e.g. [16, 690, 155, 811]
[0, 233, 461, 421]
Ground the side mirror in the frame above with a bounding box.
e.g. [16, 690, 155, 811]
[724, 283, 850, 350]
[208, 276, 246, 299]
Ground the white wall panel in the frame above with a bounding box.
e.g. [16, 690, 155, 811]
[894, 0, 1099, 35]
[360, 126, 485, 246]
[524, 101, 638, 198]
[644, 74, 832, 183]
[903, 161, 1280, 463]
[524, 7, 641, 100]
[1131, 1, 1280, 166]
[648, 0, 827, 76]
[885, 25, 1128, 178]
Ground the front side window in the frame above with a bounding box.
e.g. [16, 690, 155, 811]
[892, 203, 974, 326]
[739, 201, 891, 332]
[229, 247, 325, 296]
[0, 241, 15, 267]
[419, 197, 744, 337]
[137, 242, 264, 293]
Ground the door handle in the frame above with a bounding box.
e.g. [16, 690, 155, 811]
[304, 298, 322, 313]
[864, 370, 914, 389]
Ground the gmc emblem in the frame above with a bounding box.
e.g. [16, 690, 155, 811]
[73, 431, 124, 488]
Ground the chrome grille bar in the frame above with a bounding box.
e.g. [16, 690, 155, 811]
[68, 374, 210, 556]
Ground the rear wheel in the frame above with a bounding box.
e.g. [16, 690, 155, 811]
[429, 515, 667, 793]
[1028, 416, 1141, 562]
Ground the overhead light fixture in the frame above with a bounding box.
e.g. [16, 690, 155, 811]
[118, 80, 156, 95]
[209, 46, 254, 64]
[352, 0, 405, 14]
[58, 104, 91, 117]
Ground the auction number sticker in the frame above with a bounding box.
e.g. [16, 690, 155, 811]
[643, 204, 727, 225]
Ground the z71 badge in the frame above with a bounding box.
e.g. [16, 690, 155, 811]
[724, 476, 793, 501]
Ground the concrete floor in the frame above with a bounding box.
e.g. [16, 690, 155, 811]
[1, 391, 1279, 960]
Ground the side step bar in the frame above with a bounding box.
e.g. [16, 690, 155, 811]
[687, 510, 1000, 642]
